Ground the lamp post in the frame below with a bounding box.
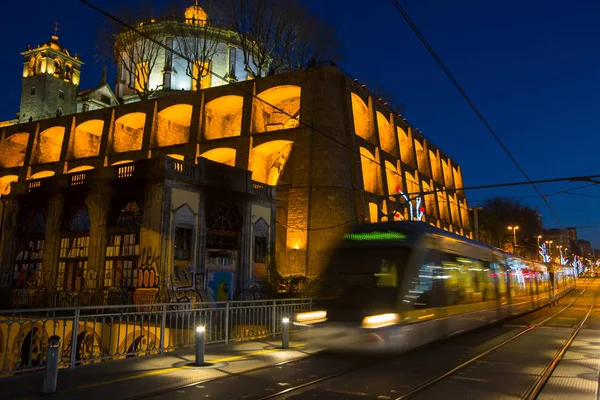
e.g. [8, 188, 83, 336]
[546, 241, 553, 260]
[537, 235, 542, 261]
[508, 226, 519, 250]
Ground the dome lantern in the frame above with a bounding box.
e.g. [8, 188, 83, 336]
[184, 1, 207, 26]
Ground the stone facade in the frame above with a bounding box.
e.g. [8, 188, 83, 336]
[0, 65, 470, 292]
[0, 157, 275, 308]
[19, 36, 83, 123]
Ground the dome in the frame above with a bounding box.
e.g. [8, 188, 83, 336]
[184, 2, 207, 26]
[44, 36, 70, 56]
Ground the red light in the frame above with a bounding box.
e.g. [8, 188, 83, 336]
[395, 185, 401, 192]
[419, 207, 425, 213]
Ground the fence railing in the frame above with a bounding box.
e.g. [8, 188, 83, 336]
[0, 298, 311, 377]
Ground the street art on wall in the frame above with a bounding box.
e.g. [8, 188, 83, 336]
[207, 269, 234, 302]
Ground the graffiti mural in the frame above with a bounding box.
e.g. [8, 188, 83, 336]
[137, 248, 160, 289]
[207, 270, 234, 302]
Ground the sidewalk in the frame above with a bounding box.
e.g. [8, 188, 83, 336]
[2, 336, 315, 400]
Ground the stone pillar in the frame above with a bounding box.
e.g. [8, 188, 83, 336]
[0, 196, 19, 289]
[44, 193, 66, 289]
[85, 187, 112, 292]
[139, 183, 167, 299]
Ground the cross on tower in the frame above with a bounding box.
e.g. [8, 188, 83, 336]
[54, 21, 59, 36]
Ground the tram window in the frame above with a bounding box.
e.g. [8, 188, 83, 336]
[443, 256, 494, 305]
[402, 250, 445, 310]
[491, 262, 507, 300]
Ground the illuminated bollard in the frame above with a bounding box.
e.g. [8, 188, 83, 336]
[42, 335, 61, 394]
[195, 326, 206, 366]
[282, 318, 290, 349]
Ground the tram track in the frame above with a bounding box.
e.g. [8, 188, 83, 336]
[132, 283, 591, 400]
[250, 284, 591, 400]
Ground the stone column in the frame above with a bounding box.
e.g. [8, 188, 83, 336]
[43, 193, 66, 289]
[85, 187, 112, 293]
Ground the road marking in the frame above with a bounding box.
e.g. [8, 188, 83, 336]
[66, 343, 308, 392]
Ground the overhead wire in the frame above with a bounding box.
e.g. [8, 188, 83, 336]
[79, 0, 455, 232]
[81, 0, 596, 236]
[389, 0, 576, 231]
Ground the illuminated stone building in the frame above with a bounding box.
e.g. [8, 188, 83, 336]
[0, 5, 470, 308]
[115, 3, 261, 103]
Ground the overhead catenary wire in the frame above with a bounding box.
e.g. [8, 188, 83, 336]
[468, 182, 600, 204]
[389, 0, 574, 231]
[81, 0, 596, 237]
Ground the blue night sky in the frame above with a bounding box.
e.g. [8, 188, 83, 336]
[1, 1, 599, 246]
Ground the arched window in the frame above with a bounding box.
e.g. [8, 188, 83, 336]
[13, 211, 46, 289]
[58, 206, 92, 292]
[28, 57, 36, 76]
[205, 203, 242, 269]
[253, 218, 269, 281]
[53, 59, 62, 79]
[64, 64, 73, 82]
[105, 201, 142, 289]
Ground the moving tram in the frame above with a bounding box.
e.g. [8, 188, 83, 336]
[296, 222, 576, 351]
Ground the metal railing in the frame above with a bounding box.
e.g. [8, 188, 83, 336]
[0, 298, 311, 377]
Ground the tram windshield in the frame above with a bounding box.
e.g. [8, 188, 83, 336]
[317, 247, 412, 311]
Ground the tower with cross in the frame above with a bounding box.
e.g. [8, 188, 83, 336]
[18, 25, 83, 122]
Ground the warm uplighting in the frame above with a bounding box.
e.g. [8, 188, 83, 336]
[362, 313, 399, 329]
[295, 311, 327, 324]
[293, 244, 300, 250]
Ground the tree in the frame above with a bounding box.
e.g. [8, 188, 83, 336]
[226, 0, 339, 78]
[478, 197, 543, 258]
[96, 5, 165, 101]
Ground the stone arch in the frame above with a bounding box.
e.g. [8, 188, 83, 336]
[421, 180, 437, 218]
[113, 112, 145, 153]
[252, 85, 301, 133]
[385, 160, 402, 197]
[414, 140, 428, 173]
[359, 147, 382, 195]
[112, 160, 134, 166]
[155, 104, 193, 147]
[397, 126, 415, 167]
[33, 126, 65, 164]
[167, 154, 185, 161]
[351, 93, 374, 142]
[30, 170, 55, 179]
[0, 132, 29, 168]
[377, 112, 395, 154]
[429, 149, 443, 183]
[200, 148, 236, 167]
[203, 96, 243, 140]
[0, 175, 18, 196]
[250, 140, 294, 185]
[67, 165, 94, 173]
[72, 119, 104, 159]
[404, 170, 420, 197]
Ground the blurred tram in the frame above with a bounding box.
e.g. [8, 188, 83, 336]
[296, 222, 576, 352]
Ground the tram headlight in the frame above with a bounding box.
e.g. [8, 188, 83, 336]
[295, 310, 327, 324]
[362, 313, 400, 329]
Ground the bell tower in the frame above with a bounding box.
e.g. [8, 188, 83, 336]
[19, 27, 83, 122]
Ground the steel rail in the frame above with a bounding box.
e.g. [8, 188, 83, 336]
[522, 287, 599, 400]
[395, 284, 590, 400]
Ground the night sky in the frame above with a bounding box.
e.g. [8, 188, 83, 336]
[1, 1, 599, 246]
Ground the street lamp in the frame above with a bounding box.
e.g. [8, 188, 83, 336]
[537, 235, 542, 261]
[508, 226, 519, 248]
[546, 240, 553, 258]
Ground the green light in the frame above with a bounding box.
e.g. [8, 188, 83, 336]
[343, 231, 407, 241]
